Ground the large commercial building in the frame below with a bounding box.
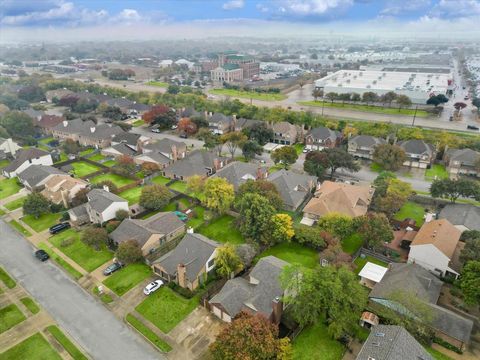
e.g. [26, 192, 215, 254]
[315, 69, 452, 104]
[210, 52, 260, 83]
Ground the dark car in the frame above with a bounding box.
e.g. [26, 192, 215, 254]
[49, 222, 71, 235]
[179, 133, 188, 139]
[467, 125, 479, 131]
[35, 249, 49, 262]
[103, 262, 123, 276]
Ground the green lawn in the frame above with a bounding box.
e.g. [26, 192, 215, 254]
[298, 100, 429, 117]
[4, 196, 26, 211]
[257, 242, 318, 269]
[146, 81, 169, 88]
[393, 201, 425, 226]
[186, 206, 205, 229]
[293, 143, 305, 155]
[20, 297, 40, 315]
[198, 215, 244, 245]
[93, 286, 114, 304]
[341, 233, 364, 255]
[8, 219, 32, 237]
[0, 267, 16, 289]
[210, 88, 286, 101]
[268, 164, 284, 173]
[136, 287, 200, 333]
[88, 153, 105, 162]
[102, 263, 152, 296]
[425, 164, 449, 180]
[126, 314, 172, 352]
[90, 173, 135, 188]
[37, 242, 83, 280]
[71, 161, 102, 177]
[135, 171, 145, 179]
[46, 325, 88, 360]
[132, 119, 144, 127]
[425, 346, 454, 360]
[370, 162, 384, 172]
[293, 321, 345, 360]
[103, 160, 117, 167]
[0, 159, 10, 169]
[0, 208, 5, 216]
[79, 148, 95, 156]
[22, 212, 60, 233]
[49, 229, 113, 272]
[38, 137, 54, 145]
[168, 180, 188, 193]
[119, 187, 142, 205]
[152, 175, 170, 185]
[353, 255, 388, 275]
[0, 178, 22, 200]
[0, 333, 62, 360]
[0, 303, 26, 334]
[54, 152, 68, 164]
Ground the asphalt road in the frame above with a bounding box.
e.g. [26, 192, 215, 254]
[0, 220, 162, 360]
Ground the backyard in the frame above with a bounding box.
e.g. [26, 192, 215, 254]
[103, 160, 117, 167]
[88, 153, 106, 162]
[22, 212, 60, 233]
[135, 286, 200, 333]
[49, 229, 113, 272]
[102, 263, 152, 296]
[353, 255, 388, 274]
[70, 161, 102, 177]
[0, 178, 22, 200]
[393, 201, 426, 226]
[209, 88, 286, 101]
[0, 333, 62, 360]
[292, 321, 344, 360]
[119, 187, 142, 205]
[341, 233, 364, 254]
[90, 173, 135, 188]
[151, 175, 170, 185]
[197, 215, 244, 245]
[257, 242, 318, 269]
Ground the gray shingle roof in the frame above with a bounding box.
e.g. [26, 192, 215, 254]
[429, 303, 473, 343]
[212, 162, 267, 190]
[52, 119, 124, 140]
[110, 143, 137, 156]
[209, 256, 289, 318]
[350, 135, 386, 148]
[87, 189, 127, 213]
[438, 204, 480, 231]
[112, 132, 140, 146]
[143, 138, 186, 155]
[356, 325, 433, 360]
[3, 148, 51, 173]
[154, 233, 219, 281]
[308, 126, 340, 142]
[267, 169, 316, 209]
[164, 150, 225, 178]
[445, 148, 480, 167]
[18, 165, 65, 188]
[397, 139, 434, 156]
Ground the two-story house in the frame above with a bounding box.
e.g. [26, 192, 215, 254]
[207, 113, 234, 135]
[397, 139, 435, 169]
[135, 138, 187, 168]
[212, 161, 268, 190]
[163, 150, 229, 180]
[51, 119, 124, 148]
[348, 135, 386, 160]
[270, 121, 300, 145]
[2, 149, 53, 178]
[443, 148, 480, 177]
[305, 126, 341, 151]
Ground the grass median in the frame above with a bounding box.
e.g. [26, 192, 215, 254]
[20, 297, 40, 315]
[126, 313, 172, 352]
[46, 325, 88, 360]
[0, 267, 16, 288]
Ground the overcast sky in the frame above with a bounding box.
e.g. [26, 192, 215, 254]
[1, 0, 479, 42]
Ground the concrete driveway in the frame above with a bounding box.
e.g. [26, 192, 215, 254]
[0, 219, 163, 360]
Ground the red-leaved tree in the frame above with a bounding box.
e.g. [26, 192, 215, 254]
[178, 118, 197, 135]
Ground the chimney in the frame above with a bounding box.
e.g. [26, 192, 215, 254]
[63, 120, 68, 127]
[171, 145, 178, 161]
[213, 158, 221, 170]
[177, 263, 187, 288]
[256, 167, 265, 180]
[90, 127, 96, 133]
[60, 189, 69, 208]
[187, 227, 194, 234]
[271, 297, 283, 325]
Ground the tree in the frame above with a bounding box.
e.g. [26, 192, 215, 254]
[62, 139, 81, 155]
[270, 214, 294, 244]
[71, 188, 89, 207]
[321, 242, 352, 268]
[236, 193, 276, 245]
[375, 178, 412, 218]
[202, 177, 234, 214]
[460, 231, 480, 264]
[210, 312, 291, 360]
[237, 179, 283, 210]
[303, 150, 328, 178]
[141, 162, 160, 176]
[23, 193, 50, 219]
[81, 227, 108, 250]
[221, 131, 248, 158]
[18, 85, 45, 102]
[281, 265, 367, 338]
[191, 115, 209, 129]
[382, 91, 397, 106]
[245, 123, 274, 146]
[94, 180, 118, 194]
[197, 128, 222, 153]
[0, 111, 35, 140]
[186, 175, 205, 195]
[242, 140, 263, 161]
[178, 118, 197, 135]
[115, 209, 129, 221]
[116, 239, 144, 264]
[271, 146, 298, 169]
[460, 261, 480, 305]
[317, 213, 354, 239]
[235, 244, 257, 268]
[430, 178, 480, 203]
[101, 105, 123, 120]
[167, 84, 180, 94]
[321, 148, 360, 179]
[312, 88, 324, 101]
[116, 155, 136, 176]
[325, 92, 338, 103]
[396, 95, 412, 110]
[139, 184, 172, 210]
[215, 244, 244, 279]
[293, 225, 327, 250]
[356, 212, 393, 250]
[372, 144, 406, 171]
[362, 91, 378, 105]
[142, 105, 176, 129]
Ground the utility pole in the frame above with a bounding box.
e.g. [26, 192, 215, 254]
[321, 97, 325, 116]
[412, 105, 418, 126]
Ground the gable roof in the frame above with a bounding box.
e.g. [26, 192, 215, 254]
[272, 121, 297, 135]
[349, 135, 386, 148]
[52, 119, 124, 140]
[356, 325, 433, 360]
[445, 148, 480, 166]
[165, 150, 225, 178]
[108, 143, 137, 157]
[209, 256, 289, 318]
[112, 132, 140, 146]
[411, 219, 461, 259]
[154, 233, 219, 281]
[212, 162, 267, 190]
[397, 139, 434, 156]
[18, 165, 65, 188]
[37, 115, 65, 129]
[3, 148, 51, 173]
[429, 303, 474, 343]
[307, 126, 340, 142]
[303, 180, 373, 218]
[438, 203, 480, 231]
[143, 138, 186, 155]
[267, 169, 317, 209]
[86, 189, 127, 213]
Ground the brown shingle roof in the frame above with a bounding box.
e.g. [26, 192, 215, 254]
[411, 219, 461, 258]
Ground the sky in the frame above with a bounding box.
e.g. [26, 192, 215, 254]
[1, 0, 479, 42]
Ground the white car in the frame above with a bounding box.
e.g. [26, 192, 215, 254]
[151, 128, 161, 133]
[143, 280, 164, 295]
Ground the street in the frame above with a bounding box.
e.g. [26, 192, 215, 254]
[0, 220, 162, 360]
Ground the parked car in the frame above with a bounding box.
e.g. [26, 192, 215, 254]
[143, 280, 164, 295]
[179, 133, 188, 139]
[467, 125, 479, 131]
[35, 249, 49, 262]
[151, 128, 161, 133]
[49, 222, 71, 235]
[103, 262, 123, 276]
[302, 148, 309, 153]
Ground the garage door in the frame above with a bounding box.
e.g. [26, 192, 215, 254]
[212, 306, 222, 319]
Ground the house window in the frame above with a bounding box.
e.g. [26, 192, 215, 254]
[207, 259, 214, 268]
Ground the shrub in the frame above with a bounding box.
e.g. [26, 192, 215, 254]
[60, 237, 75, 248]
[167, 281, 195, 299]
[105, 220, 120, 233]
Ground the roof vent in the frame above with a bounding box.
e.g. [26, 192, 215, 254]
[375, 333, 385, 337]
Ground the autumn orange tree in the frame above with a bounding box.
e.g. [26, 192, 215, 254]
[142, 104, 176, 129]
[178, 117, 197, 135]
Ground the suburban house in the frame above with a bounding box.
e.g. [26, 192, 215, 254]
[45, 89, 74, 103]
[304, 126, 341, 151]
[111, 132, 145, 151]
[302, 181, 374, 224]
[22, 108, 44, 121]
[17, 165, 66, 191]
[267, 169, 318, 211]
[397, 139, 435, 168]
[110, 212, 185, 256]
[358, 262, 388, 289]
[40, 175, 88, 207]
[207, 113, 234, 135]
[438, 203, 480, 232]
[163, 150, 229, 180]
[209, 256, 289, 324]
[68, 188, 129, 225]
[212, 162, 268, 190]
[35, 115, 65, 134]
[152, 233, 219, 291]
[369, 263, 473, 351]
[2, 148, 53, 178]
[348, 135, 387, 160]
[444, 148, 480, 177]
[356, 325, 433, 360]
[233, 118, 262, 132]
[135, 138, 187, 168]
[407, 219, 462, 278]
[0, 137, 21, 157]
[178, 107, 202, 119]
[51, 119, 124, 148]
[270, 121, 301, 145]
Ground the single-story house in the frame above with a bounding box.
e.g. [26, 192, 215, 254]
[17, 165, 66, 191]
[358, 262, 388, 289]
[209, 256, 289, 324]
[443, 148, 480, 177]
[348, 135, 387, 160]
[110, 212, 185, 256]
[211, 161, 268, 191]
[267, 169, 317, 211]
[304, 126, 341, 151]
[438, 203, 480, 232]
[2, 148, 53, 178]
[163, 150, 229, 180]
[397, 139, 435, 169]
[152, 232, 219, 291]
